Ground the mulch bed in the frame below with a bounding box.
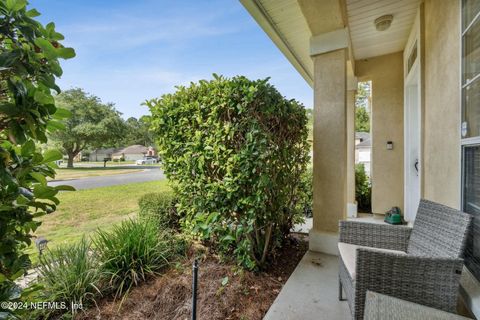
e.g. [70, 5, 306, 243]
[78, 234, 308, 320]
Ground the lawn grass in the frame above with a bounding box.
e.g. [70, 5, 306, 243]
[52, 167, 143, 180]
[28, 180, 171, 263]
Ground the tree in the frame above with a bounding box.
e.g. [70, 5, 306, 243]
[146, 75, 310, 269]
[355, 163, 371, 212]
[305, 108, 313, 142]
[355, 81, 371, 132]
[0, 1, 75, 315]
[122, 115, 154, 147]
[50, 88, 126, 167]
[355, 106, 370, 132]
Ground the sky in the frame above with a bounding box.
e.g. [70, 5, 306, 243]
[30, 0, 313, 119]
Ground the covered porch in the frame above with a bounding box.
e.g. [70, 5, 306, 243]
[242, 0, 421, 253]
[241, 0, 479, 319]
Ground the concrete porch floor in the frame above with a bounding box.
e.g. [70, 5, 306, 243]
[263, 251, 351, 320]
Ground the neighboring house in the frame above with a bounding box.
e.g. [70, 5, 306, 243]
[89, 148, 116, 162]
[89, 145, 156, 161]
[242, 0, 480, 317]
[355, 132, 371, 176]
[112, 145, 156, 161]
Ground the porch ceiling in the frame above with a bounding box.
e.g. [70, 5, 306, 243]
[347, 0, 421, 59]
[241, 0, 420, 84]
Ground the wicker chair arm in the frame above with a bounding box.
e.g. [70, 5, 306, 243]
[339, 220, 411, 251]
[355, 248, 464, 314]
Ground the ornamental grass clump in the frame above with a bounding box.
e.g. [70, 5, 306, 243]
[146, 75, 310, 270]
[93, 218, 185, 299]
[37, 238, 102, 318]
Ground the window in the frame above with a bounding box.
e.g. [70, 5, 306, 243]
[462, 0, 480, 280]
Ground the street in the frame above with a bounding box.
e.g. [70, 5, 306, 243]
[49, 167, 165, 190]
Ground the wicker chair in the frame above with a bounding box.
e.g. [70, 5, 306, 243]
[338, 199, 472, 320]
[363, 291, 472, 320]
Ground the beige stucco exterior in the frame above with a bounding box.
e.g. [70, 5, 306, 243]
[298, 0, 346, 36]
[242, 0, 480, 317]
[356, 52, 405, 214]
[312, 49, 347, 234]
[422, 0, 461, 209]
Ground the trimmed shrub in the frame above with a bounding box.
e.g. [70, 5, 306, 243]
[36, 238, 103, 318]
[355, 163, 371, 213]
[93, 219, 185, 299]
[138, 191, 179, 229]
[146, 75, 310, 269]
[300, 167, 313, 218]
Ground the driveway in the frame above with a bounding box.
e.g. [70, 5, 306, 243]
[49, 167, 165, 190]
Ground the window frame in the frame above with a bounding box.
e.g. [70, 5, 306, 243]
[461, 0, 480, 281]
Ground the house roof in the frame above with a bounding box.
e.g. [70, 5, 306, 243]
[112, 145, 152, 155]
[355, 132, 371, 148]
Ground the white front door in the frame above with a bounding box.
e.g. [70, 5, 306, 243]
[404, 63, 421, 222]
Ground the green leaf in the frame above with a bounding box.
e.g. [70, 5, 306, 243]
[29, 172, 47, 185]
[11, 269, 25, 281]
[56, 47, 76, 59]
[54, 185, 75, 191]
[51, 32, 65, 41]
[42, 149, 63, 163]
[33, 185, 58, 199]
[6, 0, 26, 11]
[34, 90, 54, 105]
[221, 234, 235, 242]
[21, 140, 35, 156]
[45, 22, 55, 34]
[26, 8, 41, 17]
[49, 60, 63, 76]
[53, 108, 72, 119]
[0, 50, 22, 67]
[46, 120, 65, 132]
[33, 38, 57, 59]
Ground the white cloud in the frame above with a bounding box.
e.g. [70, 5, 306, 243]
[60, 10, 242, 51]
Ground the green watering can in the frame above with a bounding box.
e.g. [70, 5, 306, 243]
[384, 207, 403, 225]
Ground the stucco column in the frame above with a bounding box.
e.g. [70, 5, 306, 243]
[346, 90, 357, 215]
[310, 48, 347, 254]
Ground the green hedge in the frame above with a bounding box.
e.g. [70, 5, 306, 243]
[138, 191, 179, 229]
[146, 75, 310, 269]
[355, 163, 371, 213]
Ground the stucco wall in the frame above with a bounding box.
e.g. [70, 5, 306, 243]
[422, 0, 460, 209]
[312, 49, 347, 233]
[356, 52, 404, 214]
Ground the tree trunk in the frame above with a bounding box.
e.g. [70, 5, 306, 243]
[67, 153, 75, 168]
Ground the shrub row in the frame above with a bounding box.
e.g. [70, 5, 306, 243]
[34, 218, 186, 319]
[146, 75, 310, 270]
[355, 163, 371, 213]
[138, 191, 181, 229]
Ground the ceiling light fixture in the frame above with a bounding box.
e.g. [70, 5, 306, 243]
[374, 15, 393, 31]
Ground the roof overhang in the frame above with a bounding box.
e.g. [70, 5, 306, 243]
[240, 0, 314, 87]
[241, 0, 421, 87]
